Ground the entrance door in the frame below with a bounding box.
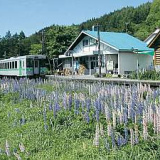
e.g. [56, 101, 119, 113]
[34, 60, 39, 75]
[19, 60, 22, 76]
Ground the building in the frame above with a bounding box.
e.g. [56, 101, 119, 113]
[59, 30, 154, 75]
[145, 28, 160, 71]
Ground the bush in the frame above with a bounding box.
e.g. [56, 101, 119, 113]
[101, 73, 106, 77]
[130, 70, 160, 80]
[94, 73, 99, 77]
[106, 73, 112, 78]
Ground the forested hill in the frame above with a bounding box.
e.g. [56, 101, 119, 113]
[0, 0, 160, 59]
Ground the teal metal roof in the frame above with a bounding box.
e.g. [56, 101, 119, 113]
[84, 31, 154, 52]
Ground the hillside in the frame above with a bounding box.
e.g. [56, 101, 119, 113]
[0, 0, 159, 60]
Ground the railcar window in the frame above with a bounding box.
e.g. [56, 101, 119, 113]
[8, 62, 9, 69]
[39, 59, 46, 67]
[10, 62, 12, 69]
[15, 61, 17, 69]
[5, 63, 7, 69]
[27, 58, 33, 67]
[12, 62, 14, 69]
[35, 60, 38, 67]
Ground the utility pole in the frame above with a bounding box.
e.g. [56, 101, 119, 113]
[97, 24, 101, 77]
[42, 30, 52, 74]
[42, 30, 45, 55]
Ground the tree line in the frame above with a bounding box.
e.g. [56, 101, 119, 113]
[0, 0, 159, 60]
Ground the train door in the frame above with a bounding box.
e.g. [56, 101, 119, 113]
[19, 60, 22, 76]
[34, 60, 39, 75]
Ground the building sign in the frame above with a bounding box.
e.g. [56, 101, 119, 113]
[107, 61, 113, 70]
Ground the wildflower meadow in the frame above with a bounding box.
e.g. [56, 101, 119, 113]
[0, 77, 160, 160]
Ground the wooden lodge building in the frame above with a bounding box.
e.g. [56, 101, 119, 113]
[145, 28, 160, 71]
[59, 29, 154, 75]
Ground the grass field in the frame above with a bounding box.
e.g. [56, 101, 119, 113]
[0, 78, 160, 160]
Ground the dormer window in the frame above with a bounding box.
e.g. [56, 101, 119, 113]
[83, 39, 89, 46]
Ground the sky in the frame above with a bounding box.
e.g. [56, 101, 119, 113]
[0, 0, 153, 37]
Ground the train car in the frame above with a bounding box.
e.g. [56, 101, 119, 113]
[0, 55, 48, 77]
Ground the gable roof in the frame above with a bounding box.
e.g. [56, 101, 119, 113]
[64, 30, 154, 55]
[144, 28, 160, 46]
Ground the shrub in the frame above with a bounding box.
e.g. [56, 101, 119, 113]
[94, 73, 99, 78]
[101, 73, 106, 77]
[106, 73, 112, 78]
[130, 70, 160, 80]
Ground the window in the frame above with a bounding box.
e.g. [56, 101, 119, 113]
[26, 58, 33, 67]
[39, 59, 46, 67]
[35, 60, 38, 68]
[15, 61, 17, 69]
[10, 62, 12, 69]
[83, 39, 89, 46]
[90, 38, 96, 45]
[12, 62, 14, 69]
[5, 63, 7, 69]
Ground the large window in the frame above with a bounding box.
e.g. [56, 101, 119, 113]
[39, 59, 46, 67]
[26, 58, 33, 67]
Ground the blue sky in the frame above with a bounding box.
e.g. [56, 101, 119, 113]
[0, 0, 152, 37]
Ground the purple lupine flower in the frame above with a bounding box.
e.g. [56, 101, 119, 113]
[53, 102, 60, 118]
[81, 100, 85, 115]
[49, 103, 53, 111]
[117, 135, 122, 147]
[74, 99, 80, 115]
[68, 94, 72, 110]
[95, 110, 99, 122]
[123, 109, 128, 124]
[86, 99, 91, 112]
[111, 131, 115, 148]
